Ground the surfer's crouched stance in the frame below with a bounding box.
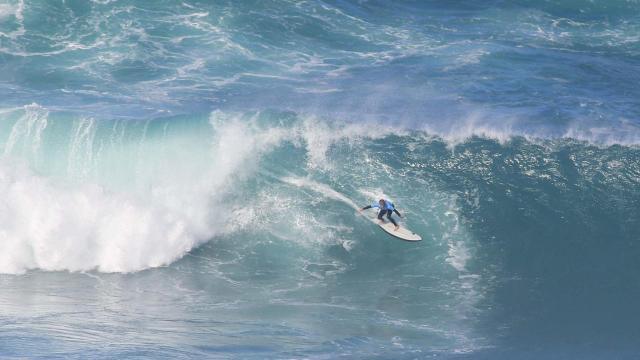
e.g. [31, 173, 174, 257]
[361, 199, 402, 230]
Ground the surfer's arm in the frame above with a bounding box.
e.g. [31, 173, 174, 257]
[361, 203, 380, 210]
[393, 209, 402, 217]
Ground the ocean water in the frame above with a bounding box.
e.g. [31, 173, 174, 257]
[0, 0, 639, 358]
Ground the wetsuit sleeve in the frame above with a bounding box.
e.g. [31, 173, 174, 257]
[362, 203, 379, 210]
[393, 209, 402, 217]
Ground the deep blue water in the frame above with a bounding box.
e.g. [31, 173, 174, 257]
[0, 1, 639, 358]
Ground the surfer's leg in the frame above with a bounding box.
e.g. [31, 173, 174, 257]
[386, 210, 398, 226]
[377, 210, 385, 221]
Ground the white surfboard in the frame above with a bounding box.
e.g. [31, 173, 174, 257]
[377, 220, 422, 241]
[361, 210, 422, 242]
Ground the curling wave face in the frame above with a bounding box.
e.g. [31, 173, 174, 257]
[0, 105, 638, 356]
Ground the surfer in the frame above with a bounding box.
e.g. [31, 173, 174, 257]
[360, 199, 402, 230]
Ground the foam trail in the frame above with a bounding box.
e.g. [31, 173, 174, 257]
[280, 176, 388, 227]
[280, 176, 359, 210]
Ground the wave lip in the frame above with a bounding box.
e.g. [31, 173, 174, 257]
[417, 109, 640, 147]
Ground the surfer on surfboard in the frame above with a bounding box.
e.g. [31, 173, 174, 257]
[360, 199, 402, 230]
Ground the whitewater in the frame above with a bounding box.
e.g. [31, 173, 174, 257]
[1, 0, 639, 358]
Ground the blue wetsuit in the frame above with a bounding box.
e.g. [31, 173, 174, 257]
[361, 200, 402, 226]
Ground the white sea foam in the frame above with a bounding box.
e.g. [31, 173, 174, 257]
[0, 160, 198, 274]
[0, 0, 24, 39]
[0, 109, 295, 274]
[0, 0, 22, 22]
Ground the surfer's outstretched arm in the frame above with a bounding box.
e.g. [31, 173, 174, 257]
[393, 209, 402, 218]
